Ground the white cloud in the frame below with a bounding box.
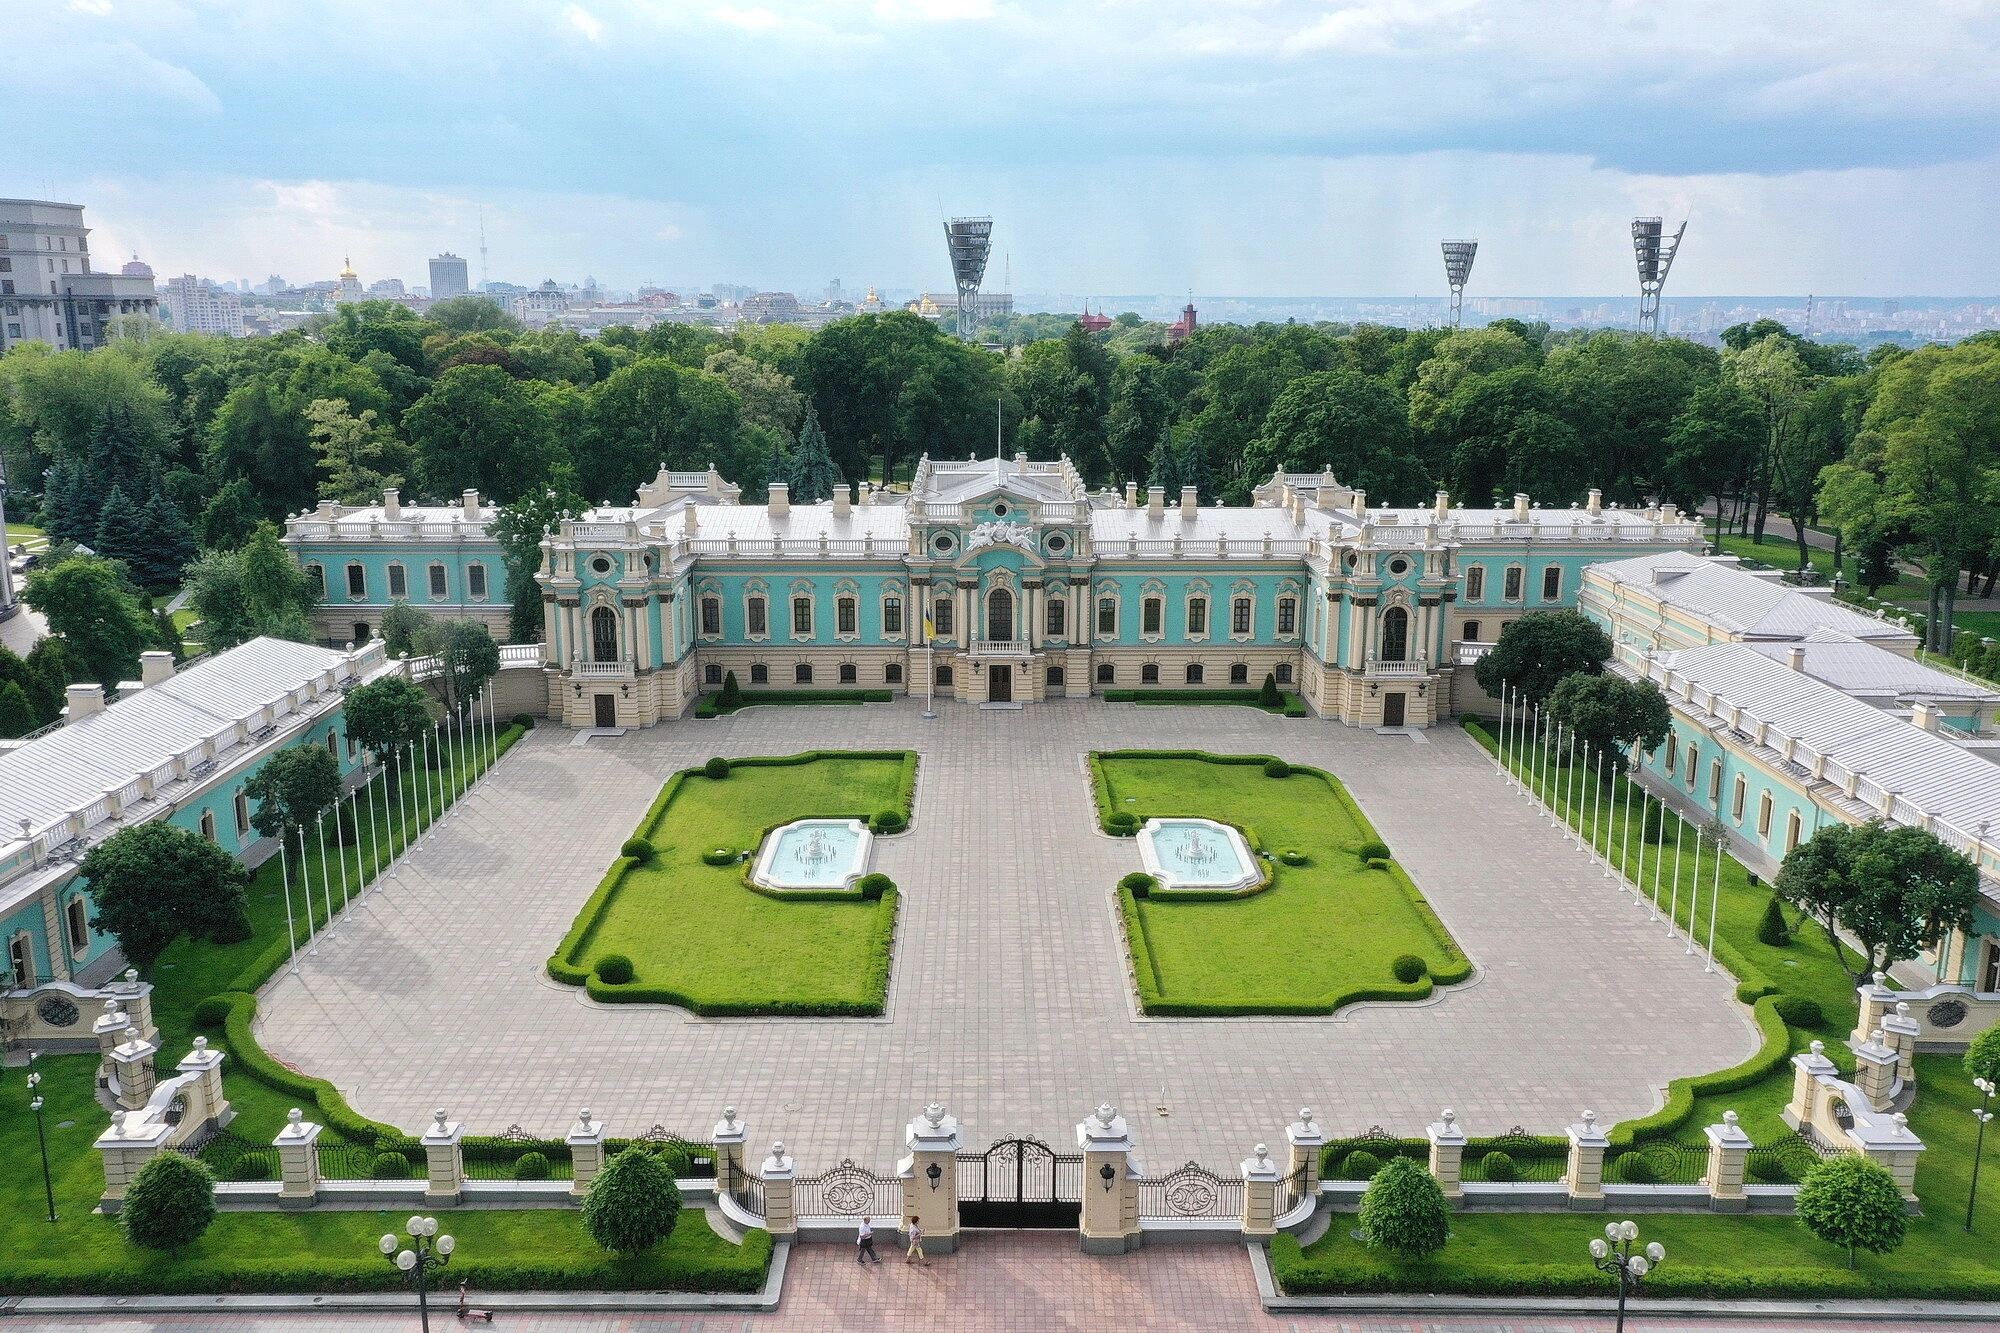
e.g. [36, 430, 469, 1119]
[563, 4, 605, 41]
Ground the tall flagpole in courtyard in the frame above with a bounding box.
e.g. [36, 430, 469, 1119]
[1668, 809, 1686, 937]
[1687, 820, 1703, 953]
[1706, 842, 1722, 971]
[280, 831, 299, 970]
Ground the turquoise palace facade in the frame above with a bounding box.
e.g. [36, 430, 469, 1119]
[286, 456, 1707, 730]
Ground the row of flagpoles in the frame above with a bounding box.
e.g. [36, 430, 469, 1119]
[1493, 680, 1724, 972]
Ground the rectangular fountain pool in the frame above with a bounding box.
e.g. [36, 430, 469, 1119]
[1136, 818, 1260, 893]
[751, 818, 875, 892]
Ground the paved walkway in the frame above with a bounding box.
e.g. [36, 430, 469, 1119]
[255, 700, 1756, 1168]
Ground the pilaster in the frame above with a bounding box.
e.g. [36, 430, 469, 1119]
[274, 1108, 323, 1210]
[1703, 1111, 1752, 1212]
[1426, 1109, 1467, 1201]
[1564, 1110, 1609, 1210]
[1076, 1104, 1142, 1254]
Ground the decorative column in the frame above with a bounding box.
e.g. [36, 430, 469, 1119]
[1849, 1112, 1926, 1203]
[1881, 1002, 1922, 1086]
[1426, 1109, 1467, 1202]
[93, 998, 132, 1063]
[567, 1107, 608, 1200]
[1563, 1110, 1609, 1210]
[1076, 1104, 1141, 1254]
[96, 1109, 174, 1212]
[713, 1106, 749, 1193]
[111, 968, 157, 1045]
[761, 1141, 798, 1240]
[174, 1036, 231, 1132]
[421, 1107, 466, 1206]
[896, 1102, 963, 1255]
[108, 1024, 159, 1113]
[1027, 583, 1042, 650]
[1785, 1040, 1839, 1129]
[1285, 1108, 1325, 1200]
[1703, 1110, 1752, 1212]
[1239, 1144, 1281, 1241]
[1853, 1031, 1899, 1113]
[274, 1107, 323, 1210]
[1851, 972, 1897, 1046]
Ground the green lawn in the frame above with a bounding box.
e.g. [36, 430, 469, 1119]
[1098, 753, 1468, 1014]
[552, 753, 911, 1015]
[0, 1052, 768, 1296]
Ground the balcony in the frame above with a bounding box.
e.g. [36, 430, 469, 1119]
[968, 638, 1035, 657]
[569, 660, 636, 679]
[1363, 655, 1430, 679]
[1455, 641, 1495, 666]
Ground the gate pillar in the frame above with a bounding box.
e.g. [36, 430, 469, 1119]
[1077, 1104, 1141, 1254]
[896, 1102, 963, 1255]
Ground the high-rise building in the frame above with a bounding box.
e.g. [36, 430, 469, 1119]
[428, 253, 469, 300]
[0, 199, 160, 354]
[161, 275, 244, 336]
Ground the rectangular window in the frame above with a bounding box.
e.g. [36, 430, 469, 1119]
[468, 564, 487, 599]
[1097, 597, 1117, 635]
[933, 598, 954, 637]
[1276, 663, 1293, 684]
[750, 663, 769, 685]
[1709, 760, 1723, 804]
[1046, 597, 1065, 637]
[199, 808, 217, 841]
[885, 663, 904, 683]
[1666, 735, 1679, 775]
[429, 564, 448, 599]
[1187, 597, 1207, 636]
[1757, 792, 1774, 839]
[704, 663, 722, 685]
[1277, 598, 1296, 634]
[1465, 565, 1485, 601]
[794, 663, 813, 684]
[792, 597, 813, 635]
[234, 790, 251, 838]
[1503, 566, 1523, 601]
[747, 597, 767, 636]
[1683, 744, 1697, 788]
[883, 597, 903, 635]
[839, 663, 857, 683]
[66, 896, 89, 957]
[307, 564, 326, 598]
[837, 597, 857, 634]
[346, 564, 366, 599]
[701, 598, 721, 636]
[1142, 598, 1162, 635]
[1785, 810, 1802, 852]
[1230, 663, 1248, 684]
[1141, 663, 1160, 684]
[1541, 565, 1562, 601]
[1463, 620, 1481, 642]
[1185, 664, 1204, 684]
[935, 665, 954, 686]
[1096, 663, 1115, 684]
[1731, 776, 1747, 822]
[1232, 598, 1251, 635]
[0, 259, 9, 272]
[1047, 665, 1066, 687]
[387, 564, 407, 598]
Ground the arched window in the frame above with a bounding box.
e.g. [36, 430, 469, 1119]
[353, 622, 371, 644]
[987, 587, 1014, 642]
[1184, 663, 1204, 684]
[591, 605, 619, 662]
[1462, 620, 1480, 642]
[1379, 606, 1409, 662]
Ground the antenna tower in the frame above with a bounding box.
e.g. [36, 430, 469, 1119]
[1440, 239, 1478, 328]
[1631, 216, 1687, 335]
[943, 216, 994, 339]
[478, 209, 490, 292]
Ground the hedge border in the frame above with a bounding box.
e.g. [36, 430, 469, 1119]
[545, 750, 915, 1015]
[1096, 750, 1472, 1016]
[1099, 688, 1309, 717]
[694, 689, 893, 718]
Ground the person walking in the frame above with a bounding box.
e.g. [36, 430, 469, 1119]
[857, 1216, 881, 1264]
[905, 1216, 927, 1265]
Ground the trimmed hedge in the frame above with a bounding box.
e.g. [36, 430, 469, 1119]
[1279, 849, 1309, 866]
[1099, 687, 1309, 716]
[696, 689, 892, 718]
[1774, 995, 1826, 1029]
[857, 872, 893, 901]
[700, 847, 738, 866]
[704, 757, 731, 779]
[871, 809, 907, 834]
[1120, 871, 1156, 899]
[1263, 758, 1291, 778]
[622, 837, 655, 863]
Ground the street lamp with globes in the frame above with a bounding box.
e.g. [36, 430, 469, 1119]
[1968, 1075, 1996, 1231]
[378, 1214, 454, 1332]
[1589, 1219, 1664, 1333]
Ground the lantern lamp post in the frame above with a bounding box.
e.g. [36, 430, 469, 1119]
[1589, 1219, 1664, 1333]
[378, 1214, 454, 1332]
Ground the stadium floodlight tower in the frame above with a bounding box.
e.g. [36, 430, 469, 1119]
[1631, 216, 1687, 335]
[1441, 239, 1478, 327]
[943, 216, 994, 339]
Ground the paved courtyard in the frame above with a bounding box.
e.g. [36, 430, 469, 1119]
[254, 699, 1757, 1169]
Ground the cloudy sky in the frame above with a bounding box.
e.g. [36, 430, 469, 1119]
[14, 0, 2000, 296]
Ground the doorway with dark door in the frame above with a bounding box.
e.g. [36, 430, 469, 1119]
[1382, 692, 1406, 727]
[593, 693, 617, 728]
[988, 664, 1012, 703]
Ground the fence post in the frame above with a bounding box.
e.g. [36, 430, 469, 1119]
[1703, 1110, 1752, 1212]
[1426, 1109, 1467, 1202]
[567, 1107, 608, 1200]
[1784, 1040, 1839, 1130]
[93, 998, 132, 1063]
[1853, 1031, 1899, 1113]
[421, 1107, 465, 1206]
[95, 1109, 173, 1214]
[1285, 1107, 1325, 1200]
[107, 1025, 160, 1113]
[1564, 1110, 1609, 1210]
[274, 1108, 323, 1210]
[173, 1036, 231, 1132]
[1076, 1103, 1141, 1255]
[1849, 1112, 1926, 1203]
[761, 1141, 798, 1240]
[110, 969, 158, 1046]
[1850, 972, 1896, 1046]
[896, 1102, 963, 1255]
[1881, 1002, 1921, 1087]
[712, 1106, 748, 1191]
[1239, 1144, 1281, 1242]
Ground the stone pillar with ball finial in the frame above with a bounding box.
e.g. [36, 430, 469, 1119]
[896, 1102, 963, 1254]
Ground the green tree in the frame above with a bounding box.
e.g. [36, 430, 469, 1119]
[136, 491, 199, 588]
[180, 548, 255, 651]
[1104, 355, 1179, 484]
[490, 476, 584, 643]
[1544, 673, 1671, 774]
[239, 521, 316, 642]
[1662, 379, 1763, 523]
[199, 477, 260, 550]
[305, 397, 412, 503]
[1965, 1025, 2000, 1084]
[1356, 1156, 1450, 1259]
[243, 743, 343, 844]
[1241, 370, 1430, 504]
[1795, 1155, 1907, 1269]
[0, 681, 35, 738]
[92, 484, 149, 575]
[415, 620, 501, 720]
[405, 364, 558, 504]
[23, 554, 156, 686]
[1471, 609, 1612, 707]
[581, 1147, 682, 1255]
[427, 296, 521, 334]
[703, 348, 803, 435]
[1774, 820, 1981, 985]
[121, 1152, 218, 1251]
[787, 404, 843, 503]
[79, 821, 252, 974]
[343, 676, 435, 762]
[797, 311, 999, 483]
[379, 601, 433, 659]
[582, 358, 742, 503]
[1144, 428, 1180, 493]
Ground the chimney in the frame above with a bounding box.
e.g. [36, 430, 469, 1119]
[1787, 645, 1807, 672]
[1289, 490, 1306, 524]
[1146, 486, 1166, 520]
[768, 482, 790, 519]
[1351, 488, 1367, 518]
[1434, 489, 1450, 521]
[462, 488, 481, 519]
[64, 683, 105, 720]
[1180, 486, 1198, 518]
[1513, 493, 1531, 522]
[1587, 488, 1603, 516]
[1124, 480, 1139, 508]
[833, 484, 851, 518]
[382, 487, 401, 521]
[683, 501, 700, 535]
[139, 651, 176, 687]
[1913, 701, 1942, 732]
[1014, 451, 1028, 470]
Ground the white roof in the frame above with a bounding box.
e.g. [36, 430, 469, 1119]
[1737, 630, 1999, 706]
[0, 638, 351, 836]
[1591, 551, 1916, 645]
[913, 456, 1086, 505]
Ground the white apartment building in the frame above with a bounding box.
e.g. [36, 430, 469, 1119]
[161, 274, 245, 337]
[0, 199, 160, 353]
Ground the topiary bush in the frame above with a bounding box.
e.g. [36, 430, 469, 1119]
[858, 872, 893, 901]
[1341, 1150, 1384, 1181]
[1279, 849, 1309, 867]
[1263, 758, 1291, 778]
[1120, 871, 1156, 899]
[122, 1153, 217, 1250]
[370, 1151, 411, 1179]
[1357, 838, 1390, 862]
[1773, 996, 1825, 1029]
[700, 847, 737, 866]
[718, 671, 743, 710]
[583, 1147, 683, 1255]
[513, 1151, 551, 1181]
[1106, 811, 1139, 835]
[595, 954, 635, 985]
[1259, 673, 1283, 708]
[703, 756, 731, 780]
[513, 713, 536, 730]
[192, 996, 232, 1029]
[872, 809, 907, 834]
[1357, 1156, 1450, 1258]
[622, 837, 655, 863]
[1391, 954, 1427, 985]
[1758, 896, 1793, 947]
[1797, 1155, 1908, 1269]
[209, 914, 255, 946]
[1480, 1151, 1516, 1182]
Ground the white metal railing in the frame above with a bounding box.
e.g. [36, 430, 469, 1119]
[681, 537, 907, 559]
[1104, 538, 1311, 559]
[289, 520, 488, 542]
[1455, 641, 1494, 664]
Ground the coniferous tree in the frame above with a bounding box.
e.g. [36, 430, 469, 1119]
[138, 491, 199, 587]
[1176, 431, 1215, 504]
[22, 639, 73, 723]
[762, 427, 790, 503]
[0, 682, 36, 738]
[40, 460, 87, 546]
[199, 478, 260, 551]
[787, 405, 843, 503]
[1145, 428, 1181, 493]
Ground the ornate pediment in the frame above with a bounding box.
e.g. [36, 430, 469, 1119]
[965, 521, 1037, 554]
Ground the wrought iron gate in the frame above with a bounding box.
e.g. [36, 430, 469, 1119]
[956, 1136, 1082, 1228]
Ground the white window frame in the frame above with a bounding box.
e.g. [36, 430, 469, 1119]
[790, 591, 815, 641]
[1502, 564, 1524, 603]
[234, 790, 251, 838]
[1095, 591, 1119, 640]
[1465, 564, 1486, 603]
[428, 562, 449, 601]
[387, 562, 408, 600]
[346, 562, 367, 601]
[66, 895, 90, 959]
[467, 562, 489, 601]
[1541, 564, 1563, 603]
[700, 596, 722, 639]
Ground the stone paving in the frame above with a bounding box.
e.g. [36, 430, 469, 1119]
[254, 699, 1757, 1170]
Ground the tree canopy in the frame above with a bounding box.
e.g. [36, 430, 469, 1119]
[1774, 820, 1980, 984]
[1472, 610, 1612, 707]
[1544, 673, 1672, 772]
[79, 821, 251, 974]
[243, 743, 344, 844]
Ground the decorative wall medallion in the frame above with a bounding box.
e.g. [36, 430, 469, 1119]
[965, 521, 1036, 554]
[36, 995, 79, 1028]
[1929, 998, 1969, 1028]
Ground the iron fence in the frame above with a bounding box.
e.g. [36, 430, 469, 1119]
[1463, 1133, 1569, 1184]
[1606, 1140, 1709, 1186]
[1136, 1161, 1242, 1221]
[796, 1159, 901, 1219]
[1747, 1132, 1842, 1184]
[1272, 1162, 1312, 1218]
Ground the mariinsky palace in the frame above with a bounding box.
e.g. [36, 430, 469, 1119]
[284, 455, 1706, 730]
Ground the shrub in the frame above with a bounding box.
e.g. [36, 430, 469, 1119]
[512, 713, 535, 729]
[1120, 871, 1156, 899]
[192, 996, 232, 1029]
[1106, 811, 1139, 835]
[1796, 1155, 1908, 1269]
[1357, 838, 1390, 862]
[1481, 1151, 1516, 1182]
[703, 756, 731, 780]
[1279, 849, 1309, 866]
[718, 671, 743, 710]
[513, 1151, 551, 1181]
[121, 1153, 217, 1250]
[1391, 954, 1427, 985]
[1966, 1026, 2000, 1083]
[872, 809, 907, 835]
[857, 872, 894, 901]
[583, 1147, 683, 1254]
[1773, 996, 1825, 1029]
[1263, 758, 1290, 778]
[1366, 856, 1390, 871]
[1282, 697, 1308, 718]
[228, 1155, 272, 1182]
[1259, 673, 1282, 707]
[1341, 1150, 1384, 1181]
[1758, 896, 1793, 947]
[595, 954, 635, 985]
[700, 847, 737, 866]
[1357, 1157, 1450, 1259]
[621, 837, 654, 863]
[209, 914, 255, 946]
[370, 1151, 411, 1179]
